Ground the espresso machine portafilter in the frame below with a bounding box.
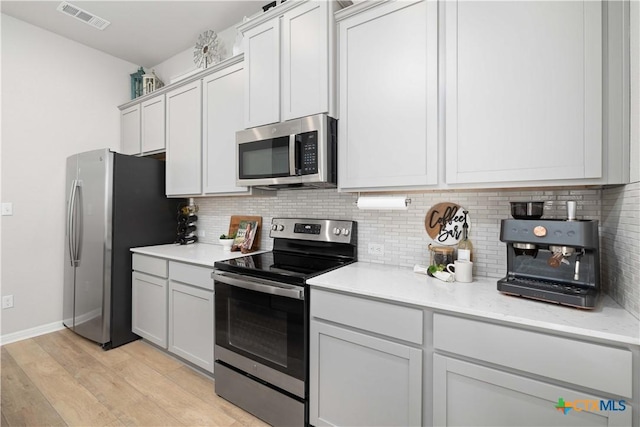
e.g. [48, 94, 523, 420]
[498, 201, 600, 309]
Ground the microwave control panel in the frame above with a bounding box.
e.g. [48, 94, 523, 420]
[299, 132, 318, 175]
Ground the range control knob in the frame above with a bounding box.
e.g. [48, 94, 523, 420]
[333, 227, 341, 236]
[277, 224, 285, 231]
[342, 228, 350, 236]
[271, 224, 278, 231]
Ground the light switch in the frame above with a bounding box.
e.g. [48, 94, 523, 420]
[1, 203, 12, 216]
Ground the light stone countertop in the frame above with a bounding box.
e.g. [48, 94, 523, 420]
[307, 262, 640, 346]
[130, 243, 264, 268]
[128, 245, 639, 346]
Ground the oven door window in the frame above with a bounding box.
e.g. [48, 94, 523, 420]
[238, 136, 291, 179]
[215, 282, 304, 381]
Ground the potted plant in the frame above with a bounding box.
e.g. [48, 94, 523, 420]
[219, 233, 235, 251]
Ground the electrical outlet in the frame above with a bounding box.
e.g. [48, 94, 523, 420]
[1, 202, 12, 216]
[368, 243, 385, 256]
[2, 295, 14, 309]
[197, 230, 206, 238]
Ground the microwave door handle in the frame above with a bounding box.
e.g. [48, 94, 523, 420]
[289, 134, 297, 176]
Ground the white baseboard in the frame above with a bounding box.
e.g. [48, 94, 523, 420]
[0, 321, 66, 346]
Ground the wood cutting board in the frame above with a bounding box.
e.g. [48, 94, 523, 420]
[228, 215, 262, 252]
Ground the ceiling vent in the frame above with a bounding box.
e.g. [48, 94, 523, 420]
[56, 2, 110, 30]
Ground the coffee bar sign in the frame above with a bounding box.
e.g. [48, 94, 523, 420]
[425, 202, 470, 246]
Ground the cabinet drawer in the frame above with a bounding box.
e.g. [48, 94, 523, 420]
[132, 254, 168, 278]
[311, 289, 423, 345]
[433, 313, 633, 398]
[169, 261, 214, 290]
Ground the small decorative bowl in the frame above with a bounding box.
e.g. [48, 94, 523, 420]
[219, 238, 234, 251]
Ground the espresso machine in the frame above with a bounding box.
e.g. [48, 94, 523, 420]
[498, 201, 600, 309]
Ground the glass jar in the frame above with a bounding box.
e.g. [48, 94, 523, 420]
[429, 244, 455, 269]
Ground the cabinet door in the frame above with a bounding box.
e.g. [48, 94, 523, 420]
[433, 355, 631, 427]
[445, 0, 602, 184]
[168, 280, 214, 373]
[338, 0, 438, 190]
[141, 95, 165, 154]
[202, 62, 250, 195]
[282, 0, 329, 121]
[131, 271, 167, 348]
[244, 18, 280, 128]
[165, 81, 202, 196]
[310, 321, 422, 427]
[121, 104, 141, 155]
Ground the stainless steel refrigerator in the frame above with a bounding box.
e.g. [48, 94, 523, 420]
[63, 148, 179, 349]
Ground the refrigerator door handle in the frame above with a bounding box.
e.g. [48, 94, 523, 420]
[74, 181, 83, 264]
[67, 180, 78, 266]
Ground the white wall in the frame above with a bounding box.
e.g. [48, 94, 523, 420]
[152, 24, 239, 84]
[0, 14, 136, 338]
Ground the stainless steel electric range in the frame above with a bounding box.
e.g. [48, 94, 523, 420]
[212, 218, 357, 426]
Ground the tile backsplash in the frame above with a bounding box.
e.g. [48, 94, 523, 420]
[194, 185, 637, 319]
[601, 182, 640, 319]
[195, 187, 600, 273]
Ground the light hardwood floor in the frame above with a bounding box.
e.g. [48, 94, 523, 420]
[1, 328, 270, 426]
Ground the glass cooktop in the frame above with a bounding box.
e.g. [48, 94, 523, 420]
[214, 251, 353, 286]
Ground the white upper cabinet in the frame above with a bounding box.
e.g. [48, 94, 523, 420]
[244, 18, 281, 128]
[337, 0, 438, 191]
[140, 95, 165, 154]
[240, 0, 336, 129]
[120, 94, 165, 156]
[445, 0, 603, 184]
[202, 61, 252, 195]
[165, 80, 202, 196]
[281, 1, 329, 121]
[120, 104, 140, 155]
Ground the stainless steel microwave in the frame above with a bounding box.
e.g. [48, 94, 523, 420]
[236, 114, 337, 189]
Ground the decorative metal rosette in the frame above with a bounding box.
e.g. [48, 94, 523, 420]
[193, 29, 220, 68]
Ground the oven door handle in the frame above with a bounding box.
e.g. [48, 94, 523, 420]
[213, 271, 305, 300]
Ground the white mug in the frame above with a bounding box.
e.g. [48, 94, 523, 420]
[446, 260, 473, 283]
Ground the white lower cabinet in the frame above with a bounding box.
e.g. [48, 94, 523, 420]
[309, 290, 636, 427]
[132, 254, 215, 374]
[309, 289, 423, 426]
[131, 272, 168, 348]
[168, 262, 214, 373]
[311, 322, 422, 427]
[433, 355, 630, 427]
[433, 313, 633, 427]
[131, 254, 169, 348]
